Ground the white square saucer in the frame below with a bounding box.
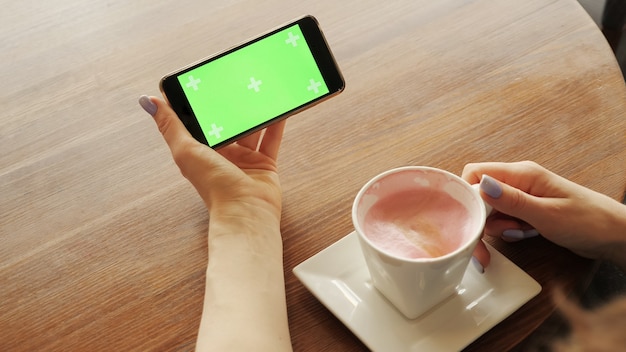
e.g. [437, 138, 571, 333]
[293, 232, 541, 351]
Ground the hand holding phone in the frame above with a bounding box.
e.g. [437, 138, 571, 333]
[160, 15, 344, 148]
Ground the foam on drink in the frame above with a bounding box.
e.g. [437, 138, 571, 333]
[363, 188, 472, 259]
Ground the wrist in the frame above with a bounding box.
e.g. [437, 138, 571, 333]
[210, 198, 281, 224]
[208, 200, 282, 244]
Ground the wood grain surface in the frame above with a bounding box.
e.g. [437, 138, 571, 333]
[2, 0, 625, 350]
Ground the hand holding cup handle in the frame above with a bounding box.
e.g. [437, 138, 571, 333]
[471, 183, 493, 215]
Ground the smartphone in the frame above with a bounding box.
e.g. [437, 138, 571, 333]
[160, 15, 345, 148]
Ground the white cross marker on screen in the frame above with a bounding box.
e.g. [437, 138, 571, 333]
[307, 79, 322, 94]
[248, 77, 262, 92]
[208, 123, 224, 139]
[285, 32, 300, 47]
[186, 75, 201, 91]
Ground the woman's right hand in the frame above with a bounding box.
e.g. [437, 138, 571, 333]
[462, 161, 626, 268]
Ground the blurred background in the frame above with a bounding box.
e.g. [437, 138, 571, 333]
[579, 0, 626, 75]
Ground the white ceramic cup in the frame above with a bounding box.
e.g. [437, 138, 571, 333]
[352, 166, 490, 319]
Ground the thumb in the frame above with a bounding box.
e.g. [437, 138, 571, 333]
[139, 95, 196, 152]
[139, 95, 221, 183]
[478, 174, 544, 223]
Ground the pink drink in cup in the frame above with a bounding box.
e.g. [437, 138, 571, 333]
[353, 166, 488, 319]
[363, 188, 473, 259]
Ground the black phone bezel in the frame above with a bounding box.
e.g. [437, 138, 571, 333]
[159, 15, 345, 148]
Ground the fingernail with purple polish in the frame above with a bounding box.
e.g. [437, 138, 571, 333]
[139, 95, 157, 116]
[480, 174, 503, 199]
[471, 256, 484, 274]
[502, 229, 540, 240]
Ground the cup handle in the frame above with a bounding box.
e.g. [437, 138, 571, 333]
[471, 183, 493, 217]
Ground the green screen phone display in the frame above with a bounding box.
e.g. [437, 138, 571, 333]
[176, 24, 330, 146]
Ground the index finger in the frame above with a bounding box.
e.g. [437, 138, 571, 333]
[462, 162, 508, 184]
[462, 161, 550, 195]
[259, 119, 286, 160]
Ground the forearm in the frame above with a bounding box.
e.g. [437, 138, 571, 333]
[600, 198, 626, 272]
[195, 207, 292, 352]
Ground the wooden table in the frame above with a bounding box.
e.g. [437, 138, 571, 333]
[2, 0, 625, 350]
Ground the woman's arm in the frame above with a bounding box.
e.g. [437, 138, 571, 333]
[463, 161, 626, 271]
[140, 96, 292, 351]
[197, 205, 291, 351]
